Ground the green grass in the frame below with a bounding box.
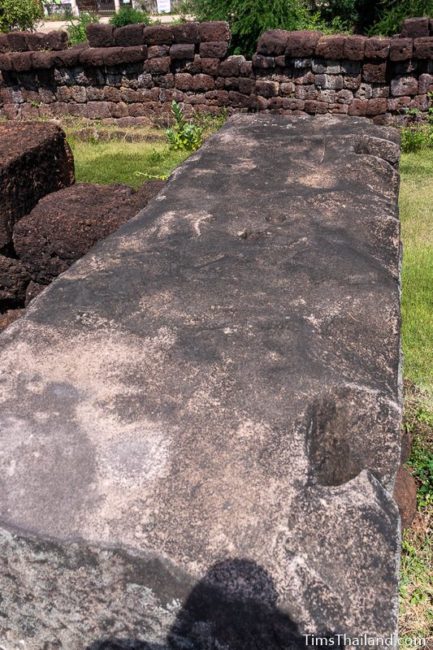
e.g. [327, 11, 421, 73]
[401, 149, 433, 394]
[68, 136, 189, 189]
[65, 111, 227, 188]
[399, 149, 433, 639]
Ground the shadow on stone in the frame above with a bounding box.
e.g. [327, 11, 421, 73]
[86, 559, 313, 650]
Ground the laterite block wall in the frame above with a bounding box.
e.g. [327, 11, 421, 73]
[0, 17, 433, 123]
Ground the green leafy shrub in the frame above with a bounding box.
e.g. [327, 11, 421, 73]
[0, 0, 43, 32]
[369, 0, 433, 36]
[401, 127, 431, 153]
[67, 11, 99, 45]
[313, 0, 382, 33]
[109, 6, 150, 27]
[185, 0, 321, 56]
[166, 101, 203, 152]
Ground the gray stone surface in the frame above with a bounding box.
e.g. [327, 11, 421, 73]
[0, 115, 402, 649]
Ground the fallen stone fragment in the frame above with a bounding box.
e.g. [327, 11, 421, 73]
[13, 180, 165, 284]
[0, 254, 30, 306]
[0, 115, 402, 648]
[393, 465, 417, 528]
[0, 122, 74, 252]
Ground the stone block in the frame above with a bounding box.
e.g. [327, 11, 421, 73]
[312, 59, 341, 74]
[240, 60, 253, 76]
[29, 50, 55, 69]
[7, 31, 28, 51]
[336, 88, 353, 103]
[0, 114, 403, 649]
[401, 17, 430, 38]
[43, 30, 69, 51]
[343, 35, 367, 61]
[192, 73, 215, 91]
[391, 76, 419, 96]
[51, 47, 81, 68]
[0, 53, 13, 71]
[366, 97, 387, 115]
[363, 62, 387, 83]
[120, 45, 148, 63]
[170, 44, 195, 60]
[393, 466, 417, 529]
[13, 182, 164, 284]
[294, 70, 315, 85]
[205, 89, 229, 105]
[86, 23, 115, 48]
[0, 122, 74, 251]
[144, 56, 170, 73]
[24, 32, 45, 51]
[348, 98, 368, 115]
[413, 37, 433, 59]
[238, 77, 255, 94]
[355, 82, 373, 99]
[280, 81, 295, 95]
[419, 72, 433, 93]
[286, 30, 321, 57]
[143, 25, 174, 45]
[293, 58, 312, 69]
[315, 35, 346, 60]
[200, 57, 220, 75]
[148, 44, 170, 58]
[199, 21, 230, 43]
[251, 53, 275, 70]
[10, 52, 33, 72]
[257, 29, 289, 56]
[79, 47, 105, 67]
[372, 86, 389, 98]
[304, 99, 328, 113]
[295, 85, 318, 100]
[182, 54, 202, 73]
[315, 74, 344, 90]
[114, 24, 145, 47]
[0, 33, 9, 53]
[389, 38, 413, 61]
[175, 72, 193, 90]
[317, 88, 336, 103]
[255, 79, 279, 97]
[199, 41, 228, 59]
[171, 22, 200, 44]
[219, 55, 244, 77]
[227, 90, 252, 107]
[0, 254, 30, 306]
[341, 60, 361, 74]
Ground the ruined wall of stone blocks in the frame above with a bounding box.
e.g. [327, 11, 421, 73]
[1, 18, 433, 123]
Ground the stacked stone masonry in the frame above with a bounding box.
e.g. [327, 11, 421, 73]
[1, 17, 433, 123]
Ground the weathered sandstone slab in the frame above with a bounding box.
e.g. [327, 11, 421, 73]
[0, 122, 74, 252]
[0, 115, 402, 649]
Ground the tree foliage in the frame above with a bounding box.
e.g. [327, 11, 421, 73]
[0, 0, 44, 32]
[185, 0, 319, 55]
[109, 6, 151, 27]
[186, 0, 433, 52]
[370, 0, 433, 35]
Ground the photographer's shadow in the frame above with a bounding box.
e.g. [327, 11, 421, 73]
[86, 558, 309, 650]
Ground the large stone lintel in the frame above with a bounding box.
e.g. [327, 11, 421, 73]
[0, 115, 402, 648]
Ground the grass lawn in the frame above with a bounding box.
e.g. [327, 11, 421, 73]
[67, 129, 190, 189]
[399, 148, 433, 639]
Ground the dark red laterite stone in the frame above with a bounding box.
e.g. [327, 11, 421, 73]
[389, 38, 413, 61]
